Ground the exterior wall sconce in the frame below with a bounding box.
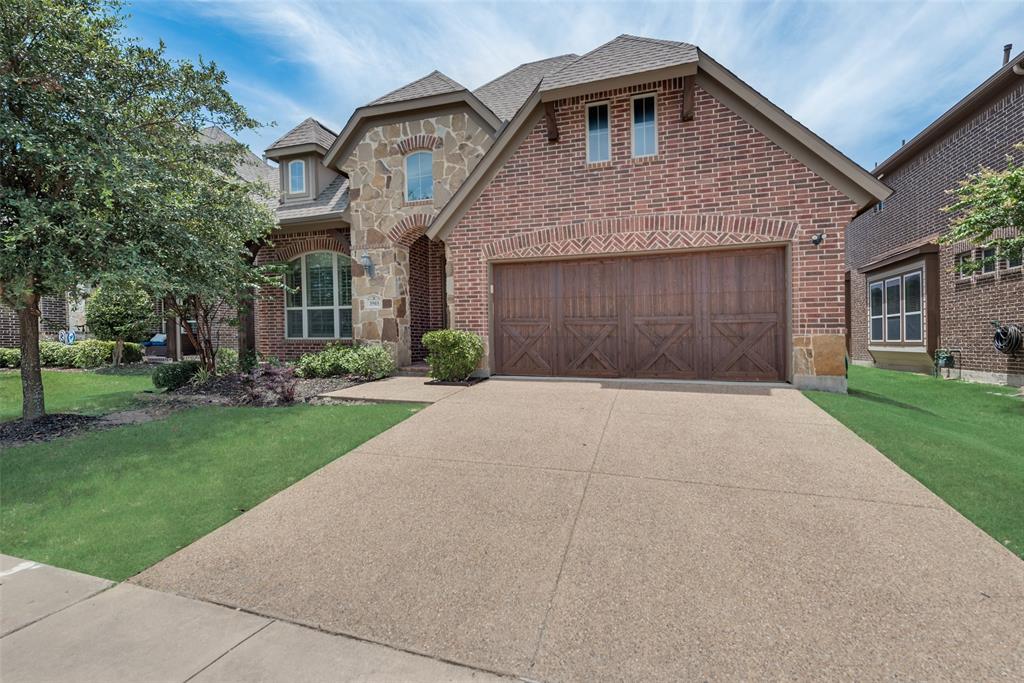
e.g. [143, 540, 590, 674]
[359, 252, 375, 278]
[810, 233, 825, 246]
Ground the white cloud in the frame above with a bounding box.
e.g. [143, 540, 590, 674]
[184, 0, 1024, 166]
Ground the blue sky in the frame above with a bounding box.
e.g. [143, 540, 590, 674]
[127, 0, 1023, 170]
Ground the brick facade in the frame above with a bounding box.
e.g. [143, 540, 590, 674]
[408, 235, 446, 361]
[847, 78, 1024, 385]
[0, 296, 69, 347]
[445, 78, 860, 387]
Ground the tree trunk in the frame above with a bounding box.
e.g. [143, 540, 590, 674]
[18, 293, 45, 421]
[113, 339, 124, 367]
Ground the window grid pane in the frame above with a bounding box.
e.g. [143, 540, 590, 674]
[588, 104, 610, 163]
[337, 256, 352, 306]
[286, 310, 303, 338]
[905, 313, 922, 342]
[305, 253, 334, 307]
[286, 259, 302, 308]
[306, 309, 335, 338]
[869, 282, 884, 342]
[885, 278, 901, 342]
[904, 273, 921, 313]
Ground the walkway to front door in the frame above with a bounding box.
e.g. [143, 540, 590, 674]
[135, 379, 1024, 681]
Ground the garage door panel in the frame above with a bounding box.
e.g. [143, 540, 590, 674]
[493, 248, 786, 382]
[493, 262, 557, 376]
[559, 259, 622, 377]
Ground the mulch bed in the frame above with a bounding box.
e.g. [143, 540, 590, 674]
[1, 413, 102, 448]
[169, 374, 357, 405]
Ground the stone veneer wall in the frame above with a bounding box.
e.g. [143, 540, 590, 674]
[445, 78, 860, 391]
[341, 111, 493, 365]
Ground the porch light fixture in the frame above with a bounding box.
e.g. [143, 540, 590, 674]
[359, 251, 375, 278]
[811, 233, 825, 246]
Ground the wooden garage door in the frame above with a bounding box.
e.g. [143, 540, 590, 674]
[492, 248, 786, 381]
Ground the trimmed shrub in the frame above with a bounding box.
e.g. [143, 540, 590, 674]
[122, 342, 144, 364]
[215, 347, 239, 375]
[0, 348, 21, 368]
[421, 330, 484, 382]
[39, 341, 77, 367]
[295, 344, 353, 378]
[73, 339, 114, 368]
[343, 344, 396, 381]
[152, 360, 202, 391]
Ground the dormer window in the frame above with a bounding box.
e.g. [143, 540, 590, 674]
[288, 159, 306, 194]
[406, 151, 433, 201]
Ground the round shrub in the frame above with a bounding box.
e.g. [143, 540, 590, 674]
[0, 347, 21, 368]
[39, 341, 77, 367]
[295, 344, 353, 378]
[421, 330, 484, 382]
[152, 360, 202, 391]
[343, 344, 396, 381]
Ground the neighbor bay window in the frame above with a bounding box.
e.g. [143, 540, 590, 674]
[285, 252, 352, 339]
[869, 268, 923, 344]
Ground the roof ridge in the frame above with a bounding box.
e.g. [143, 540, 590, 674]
[473, 53, 579, 93]
[618, 34, 693, 48]
[369, 70, 466, 105]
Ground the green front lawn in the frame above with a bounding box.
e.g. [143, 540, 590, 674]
[805, 366, 1024, 558]
[1, 403, 422, 580]
[1, 368, 155, 421]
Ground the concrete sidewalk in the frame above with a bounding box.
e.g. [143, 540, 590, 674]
[0, 554, 505, 683]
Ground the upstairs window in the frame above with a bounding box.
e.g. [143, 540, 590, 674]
[288, 159, 306, 194]
[586, 102, 610, 163]
[632, 95, 657, 157]
[981, 246, 997, 273]
[1007, 248, 1023, 269]
[405, 151, 433, 201]
[285, 252, 352, 339]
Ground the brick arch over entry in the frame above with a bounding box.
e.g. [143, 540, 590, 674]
[388, 212, 435, 247]
[270, 233, 350, 263]
[395, 134, 443, 155]
[482, 214, 800, 259]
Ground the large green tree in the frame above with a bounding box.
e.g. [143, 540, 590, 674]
[1, 0, 274, 419]
[941, 143, 1024, 272]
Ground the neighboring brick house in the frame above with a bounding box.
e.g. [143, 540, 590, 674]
[0, 296, 68, 348]
[257, 35, 890, 391]
[846, 48, 1024, 386]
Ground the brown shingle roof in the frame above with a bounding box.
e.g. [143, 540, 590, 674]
[369, 70, 465, 106]
[540, 35, 698, 91]
[474, 54, 579, 121]
[276, 175, 349, 224]
[266, 117, 337, 154]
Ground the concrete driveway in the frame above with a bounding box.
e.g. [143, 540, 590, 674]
[136, 379, 1024, 681]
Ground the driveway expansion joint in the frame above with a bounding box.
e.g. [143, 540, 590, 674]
[182, 618, 274, 683]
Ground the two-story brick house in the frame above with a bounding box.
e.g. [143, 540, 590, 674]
[257, 35, 890, 391]
[846, 47, 1024, 386]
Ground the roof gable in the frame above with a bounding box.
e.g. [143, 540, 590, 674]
[540, 35, 697, 92]
[426, 41, 891, 241]
[370, 71, 465, 106]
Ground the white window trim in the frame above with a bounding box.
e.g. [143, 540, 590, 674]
[585, 101, 611, 164]
[630, 93, 657, 158]
[868, 281, 884, 342]
[284, 252, 353, 340]
[902, 271, 923, 343]
[884, 276, 901, 342]
[404, 151, 433, 202]
[288, 159, 306, 195]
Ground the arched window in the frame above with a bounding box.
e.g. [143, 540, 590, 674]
[285, 252, 352, 339]
[288, 159, 306, 194]
[405, 151, 433, 201]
